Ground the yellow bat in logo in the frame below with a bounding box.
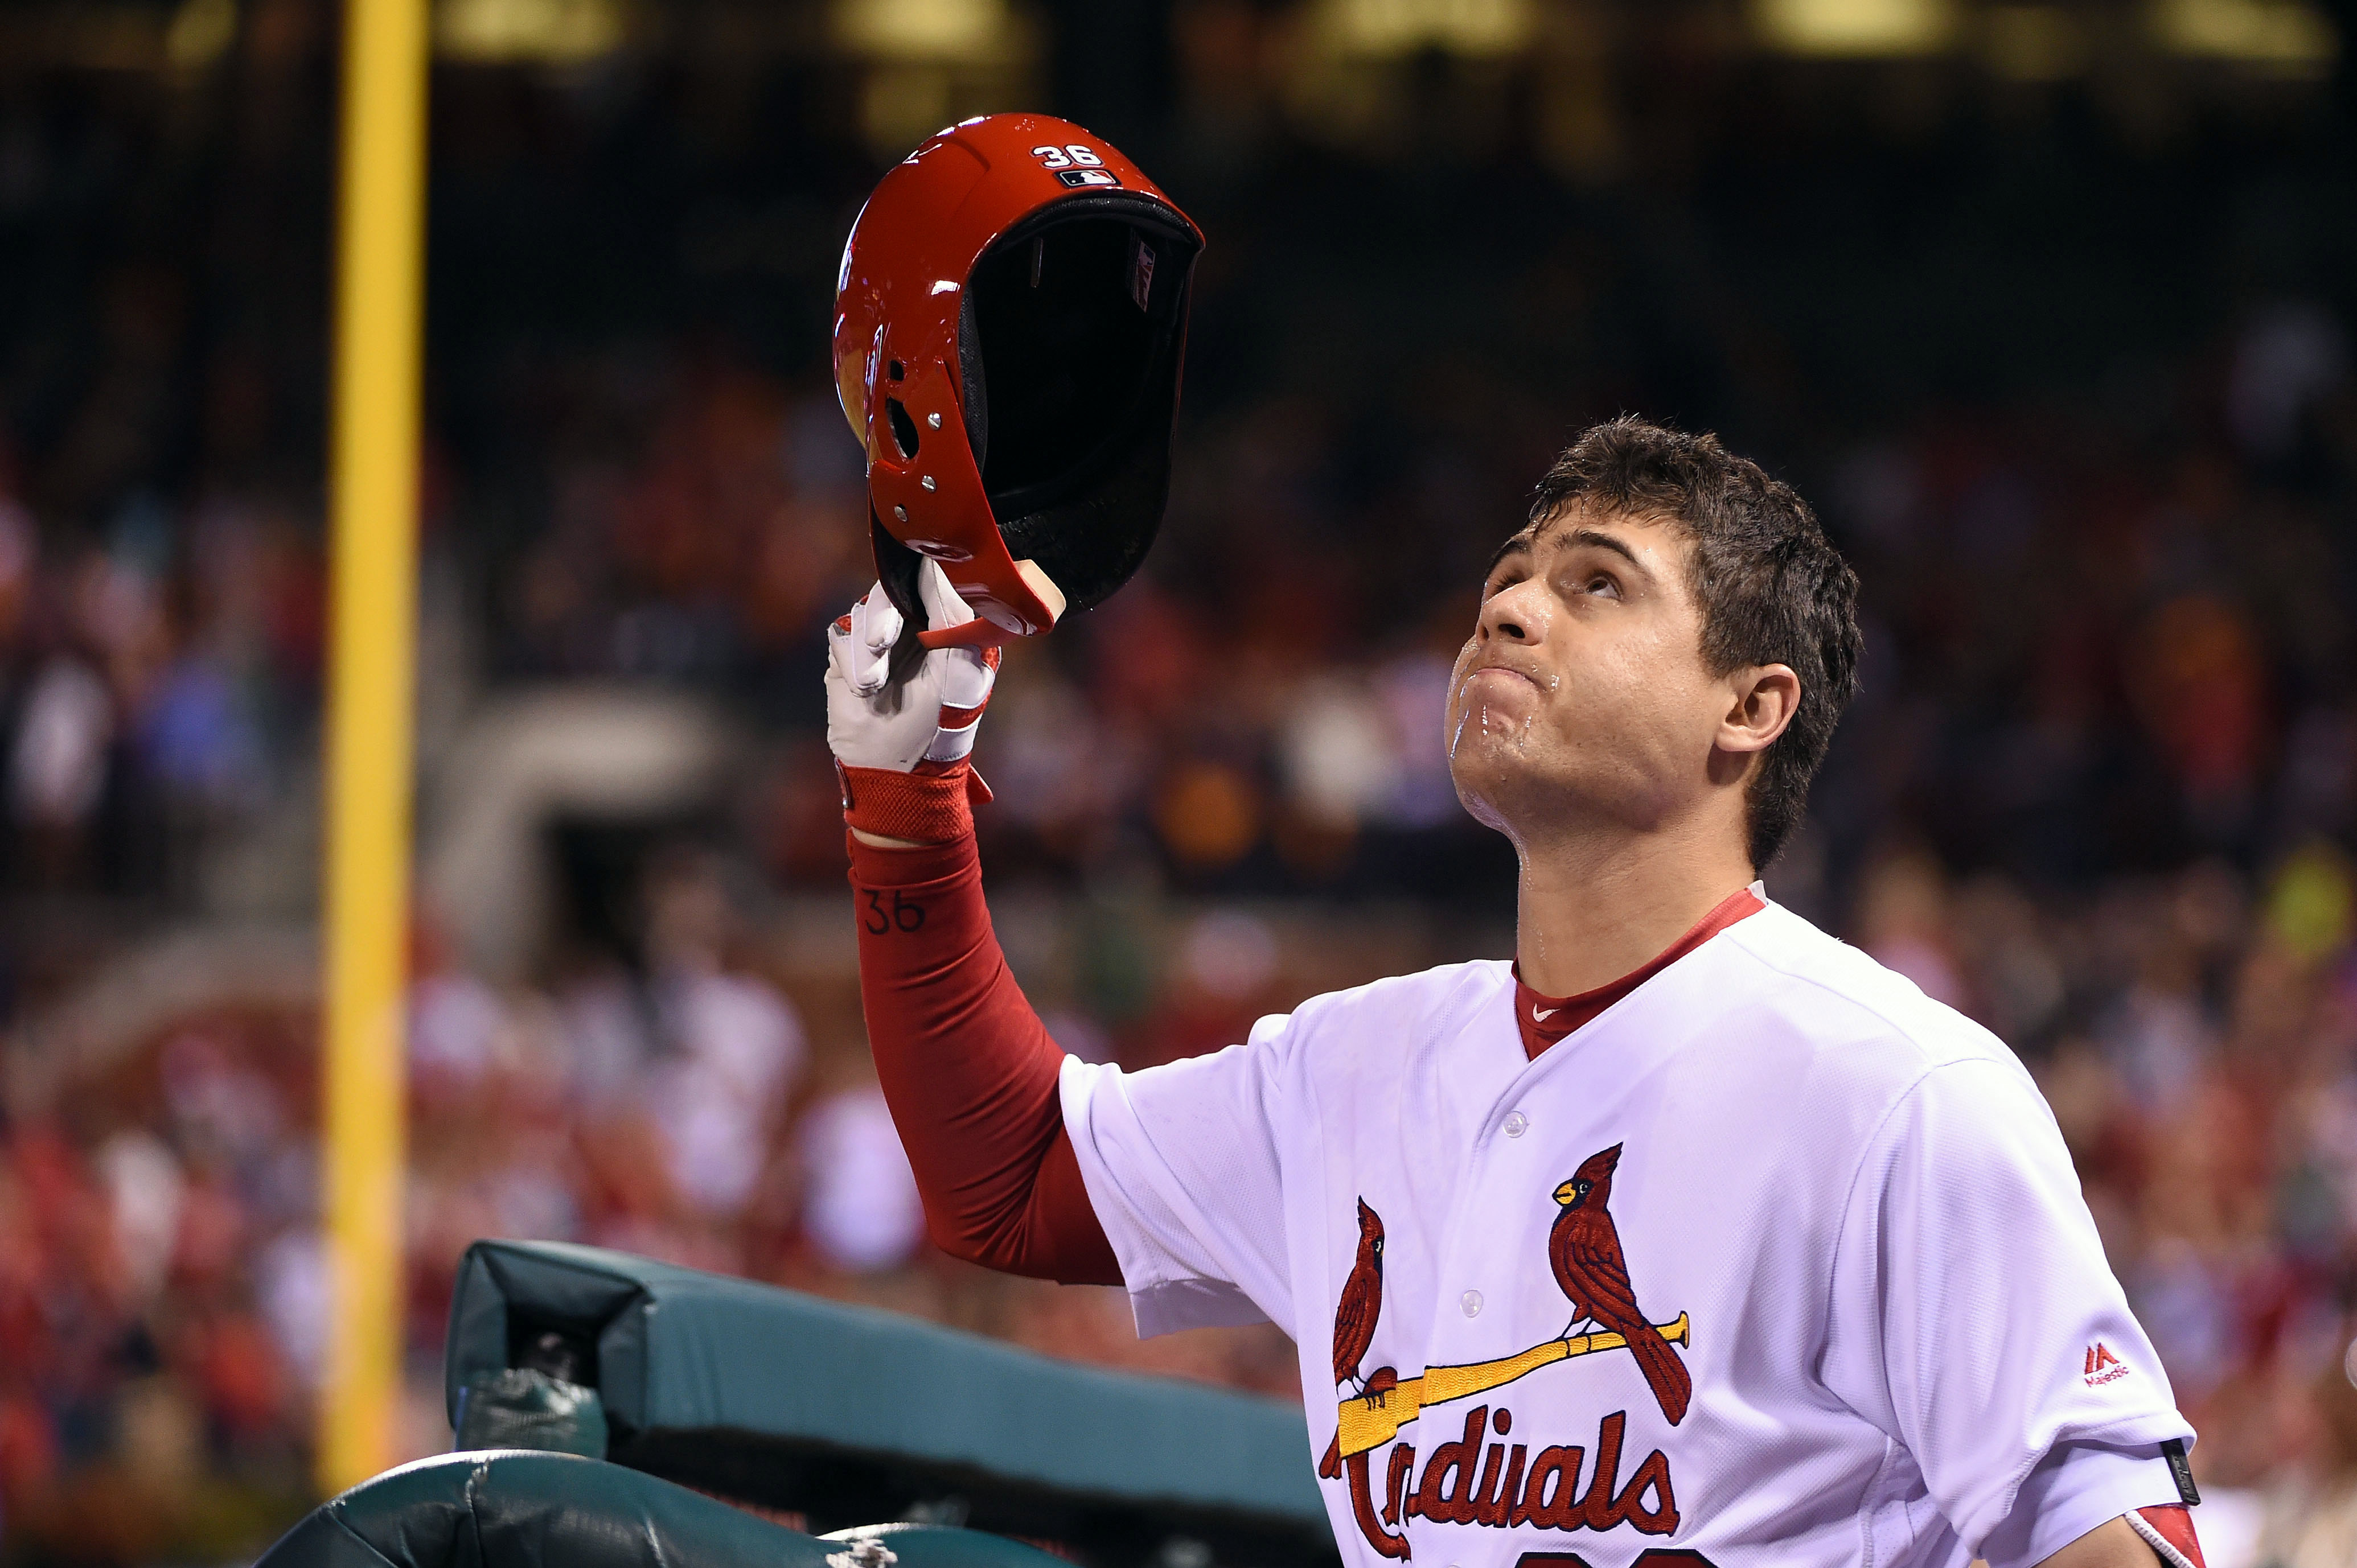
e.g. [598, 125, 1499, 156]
[1333, 1314, 1691, 1460]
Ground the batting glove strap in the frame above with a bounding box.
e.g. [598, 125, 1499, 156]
[2128, 1506, 2203, 1568]
[837, 760, 992, 843]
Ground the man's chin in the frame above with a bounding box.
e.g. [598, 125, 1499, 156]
[1447, 751, 1539, 842]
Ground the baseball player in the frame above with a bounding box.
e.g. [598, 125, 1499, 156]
[824, 417, 2204, 1568]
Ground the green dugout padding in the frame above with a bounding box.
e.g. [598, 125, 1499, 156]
[257, 1451, 1065, 1568]
[444, 1241, 1333, 1565]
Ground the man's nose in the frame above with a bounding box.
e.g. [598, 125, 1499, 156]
[1477, 579, 1547, 644]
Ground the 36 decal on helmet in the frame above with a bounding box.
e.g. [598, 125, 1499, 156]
[832, 113, 1204, 650]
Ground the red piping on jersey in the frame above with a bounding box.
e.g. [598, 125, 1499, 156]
[854, 830, 1764, 1284]
[1513, 886, 1764, 1059]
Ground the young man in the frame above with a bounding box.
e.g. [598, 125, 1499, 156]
[824, 418, 2204, 1568]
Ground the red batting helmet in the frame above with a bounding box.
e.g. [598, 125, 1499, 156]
[833, 113, 1204, 648]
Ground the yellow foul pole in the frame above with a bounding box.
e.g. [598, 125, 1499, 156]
[319, 0, 428, 1496]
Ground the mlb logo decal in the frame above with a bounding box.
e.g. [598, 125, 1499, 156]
[1057, 167, 1119, 188]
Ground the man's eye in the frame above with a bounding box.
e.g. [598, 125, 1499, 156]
[1585, 574, 1620, 599]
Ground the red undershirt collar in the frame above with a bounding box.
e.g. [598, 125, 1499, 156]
[1512, 885, 1765, 1060]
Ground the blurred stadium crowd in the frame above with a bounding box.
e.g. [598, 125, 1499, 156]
[4, 0, 2357, 1562]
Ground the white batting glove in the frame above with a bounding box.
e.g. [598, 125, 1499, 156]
[824, 560, 1000, 841]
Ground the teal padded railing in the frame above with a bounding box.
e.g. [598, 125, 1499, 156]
[443, 1240, 1333, 1566]
[257, 1451, 1069, 1568]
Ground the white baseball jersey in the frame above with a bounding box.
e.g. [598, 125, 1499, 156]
[1061, 896, 2195, 1568]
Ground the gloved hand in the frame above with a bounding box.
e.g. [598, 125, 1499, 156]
[824, 559, 1000, 844]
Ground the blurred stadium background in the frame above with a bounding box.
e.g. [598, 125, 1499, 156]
[1, 0, 2355, 1559]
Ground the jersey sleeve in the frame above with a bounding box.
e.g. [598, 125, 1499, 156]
[1824, 1056, 2196, 1558]
[1060, 1013, 1297, 1339]
[1974, 1442, 2190, 1568]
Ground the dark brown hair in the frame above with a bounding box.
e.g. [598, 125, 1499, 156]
[1527, 415, 1862, 869]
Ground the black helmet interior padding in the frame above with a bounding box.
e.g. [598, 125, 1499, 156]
[956, 293, 989, 474]
[966, 196, 1199, 619]
[877, 194, 1199, 636]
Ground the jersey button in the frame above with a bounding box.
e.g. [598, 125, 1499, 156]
[1461, 1289, 1483, 1318]
[1502, 1112, 1528, 1138]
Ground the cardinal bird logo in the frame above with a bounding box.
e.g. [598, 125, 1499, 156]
[1334, 1197, 1385, 1394]
[1549, 1144, 1691, 1426]
[1320, 1198, 1398, 1488]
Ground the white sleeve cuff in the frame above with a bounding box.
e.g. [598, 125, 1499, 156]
[1977, 1442, 2188, 1568]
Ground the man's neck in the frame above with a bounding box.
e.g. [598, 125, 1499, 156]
[1513, 816, 1758, 997]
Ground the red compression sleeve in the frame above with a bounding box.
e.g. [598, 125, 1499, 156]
[849, 830, 1122, 1285]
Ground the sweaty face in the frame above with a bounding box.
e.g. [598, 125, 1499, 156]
[1445, 507, 1730, 850]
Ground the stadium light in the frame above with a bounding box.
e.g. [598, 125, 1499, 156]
[435, 0, 627, 63]
[1306, 0, 1537, 57]
[1754, 0, 1958, 55]
[834, 0, 1015, 59]
[2150, 0, 2337, 69]
[165, 0, 239, 69]
[832, 0, 1040, 161]
[1978, 5, 2085, 80]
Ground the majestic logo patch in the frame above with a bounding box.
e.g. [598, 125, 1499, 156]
[2084, 1342, 2129, 1385]
[1320, 1147, 1693, 1559]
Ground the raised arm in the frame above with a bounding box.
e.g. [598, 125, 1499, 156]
[826, 565, 1119, 1285]
[848, 830, 1119, 1283]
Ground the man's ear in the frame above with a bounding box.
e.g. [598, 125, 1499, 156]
[1718, 664, 1800, 757]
